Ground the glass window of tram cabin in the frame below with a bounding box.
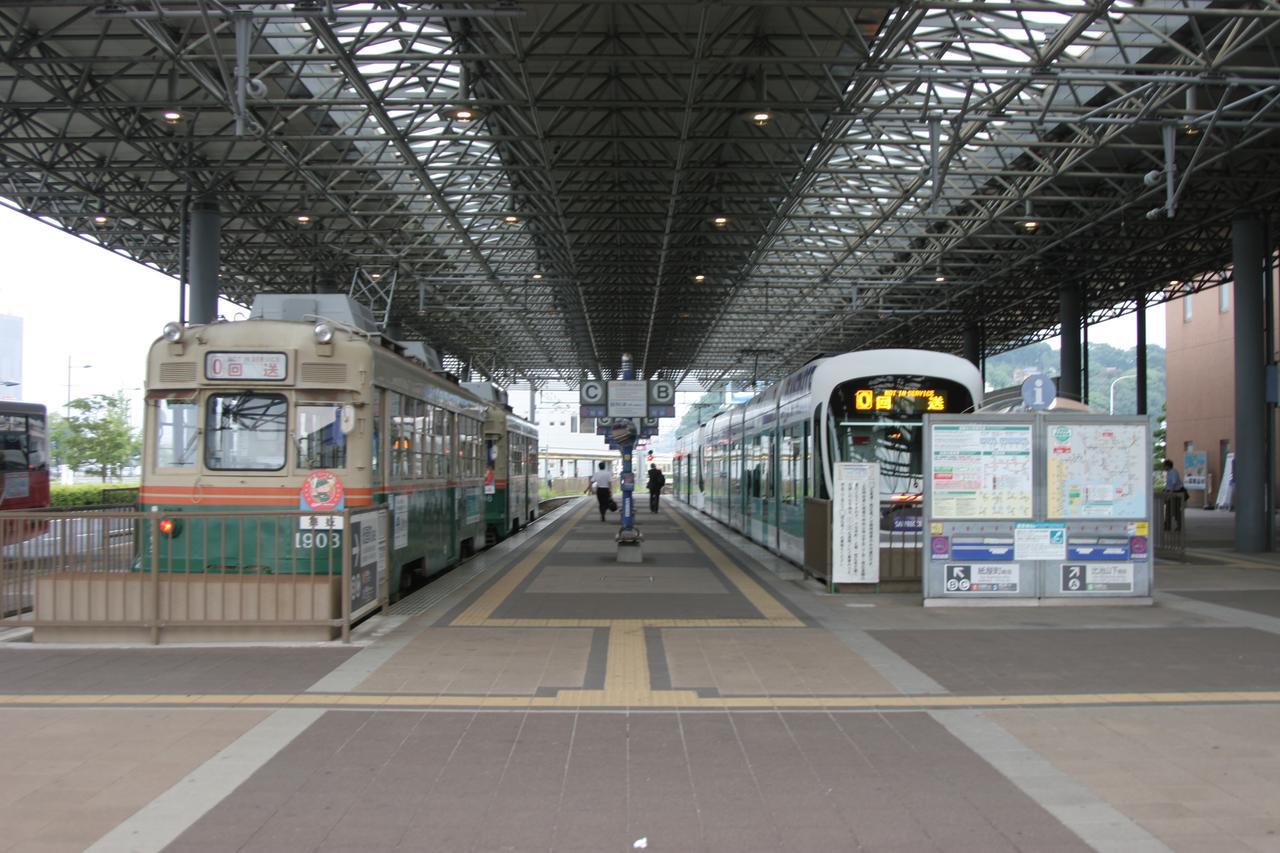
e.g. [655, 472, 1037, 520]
[205, 393, 287, 470]
[296, 403, 348, 469]
[826, 375, 975, 496]
[155, 398, 199, 468]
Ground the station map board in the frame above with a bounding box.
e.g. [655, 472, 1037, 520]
[928, 423, 1033, 519]
[1046, 423, 1148, 519]
[923, 414, 1153, 604]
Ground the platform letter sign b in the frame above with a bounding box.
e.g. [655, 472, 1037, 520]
[647, 380, 675, 406]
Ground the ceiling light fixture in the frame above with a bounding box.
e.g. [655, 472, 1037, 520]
[93, 214, 109, 225]
[693, 274, 706, 283]
[1020, 199, 1039, 233]
[712, 215, 729, 228]
[161, 109, 185, 125]
[531, 273, 543, 280]
[503, 214, 519, 224]
[295, 214, 312, 225]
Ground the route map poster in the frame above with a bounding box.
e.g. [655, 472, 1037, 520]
[929, 423, 1033, 519]
[1046, 423, 1148, 519]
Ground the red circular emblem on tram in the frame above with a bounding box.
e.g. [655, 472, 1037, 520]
[301, 470, 345, 511]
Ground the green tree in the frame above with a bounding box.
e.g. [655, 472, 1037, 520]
[61, 393, 141, 482]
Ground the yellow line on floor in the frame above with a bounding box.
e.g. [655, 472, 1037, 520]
[475, 618, 799, 628]
[3, 691, 1280, 710]
[601, 620, 650, 703]
[668, 510, 804, 627]
[450, 501, 591, 626]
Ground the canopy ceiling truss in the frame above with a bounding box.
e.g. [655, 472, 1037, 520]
[2, 0, 1279, 388]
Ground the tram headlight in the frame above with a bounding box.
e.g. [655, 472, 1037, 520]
[313, 322, 334, 344]
[158, 517, 182, 538]
[162, 321, 184, 343]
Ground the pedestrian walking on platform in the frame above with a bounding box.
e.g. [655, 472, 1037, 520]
[586, 461, 614, 521]
[647, 463, 666, 513]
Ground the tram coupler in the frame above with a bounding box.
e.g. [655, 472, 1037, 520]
[616, 527, 644, 563]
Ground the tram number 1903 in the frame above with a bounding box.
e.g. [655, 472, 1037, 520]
[294, 531, 342, 550]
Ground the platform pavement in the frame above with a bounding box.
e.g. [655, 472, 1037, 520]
[1, 500, 1280, 851]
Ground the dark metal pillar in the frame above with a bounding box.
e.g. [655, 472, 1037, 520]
[962, 324, 981, 370]
[1233, 213, 1267, 552]
[188, 197, 221, 325]
[1058, 285, 1082, 401]
[1135, 289, 1148, 416]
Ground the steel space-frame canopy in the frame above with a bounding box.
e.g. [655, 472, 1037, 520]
[0, 0, 1277, 388]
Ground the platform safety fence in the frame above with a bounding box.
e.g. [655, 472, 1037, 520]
[0, 508, 380, 643]
[1152, 492, 1187, 561]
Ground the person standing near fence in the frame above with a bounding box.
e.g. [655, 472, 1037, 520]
[1163, 459, 1187, 531]
[586, 461, 614, 522]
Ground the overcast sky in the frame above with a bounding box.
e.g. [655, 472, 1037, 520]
[0, 200, 1166, 425]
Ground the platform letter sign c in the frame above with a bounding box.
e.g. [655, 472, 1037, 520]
[580, 380, 606, 406]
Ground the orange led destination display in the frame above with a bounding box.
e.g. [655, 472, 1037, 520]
[854, 388, 947, 413]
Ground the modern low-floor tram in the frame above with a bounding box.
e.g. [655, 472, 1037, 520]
[674, 349, 984, 568]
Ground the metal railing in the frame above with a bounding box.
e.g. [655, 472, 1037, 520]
[0, 508, 385, 643]
[1152, 492, 1186, 560]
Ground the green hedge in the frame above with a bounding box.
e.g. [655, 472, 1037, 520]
[50, 484, 140, 508]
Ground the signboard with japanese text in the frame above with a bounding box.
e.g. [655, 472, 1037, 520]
[205, 351, 287, 381]
[831, 463, 879, 584]
[607, 381, 647, 417]
[1184, 451, 1207, 491]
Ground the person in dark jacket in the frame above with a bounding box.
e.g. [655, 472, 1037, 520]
[646, 464, 666, 513]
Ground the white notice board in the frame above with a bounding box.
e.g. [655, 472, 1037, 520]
[929, 423, 1033, 519]
[607, 381, 647, 417]
[832, 463, 879, 584]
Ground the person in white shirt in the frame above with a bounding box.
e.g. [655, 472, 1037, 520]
[585, 461, 614, 521]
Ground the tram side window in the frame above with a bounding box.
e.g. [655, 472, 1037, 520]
[371, 389, 381, 476]
[511, 434, 523, 477]
[436, 407, 452, 478]
[205, 393, 286, 471]
[390, 394, 411, 480]
[780, 430, 796, 505]
[415, 401, 430, 479]
[296, 404, 347, 469]
[155, 399, 199, 469]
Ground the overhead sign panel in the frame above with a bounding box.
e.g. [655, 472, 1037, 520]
[608, 381, 647, 417]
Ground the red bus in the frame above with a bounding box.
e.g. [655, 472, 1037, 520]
[0, 401, 50, 544]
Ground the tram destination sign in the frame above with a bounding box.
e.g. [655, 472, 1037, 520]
[205, 351, 287, 381]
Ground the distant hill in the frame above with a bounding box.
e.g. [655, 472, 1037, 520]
[984, 341, 1165, 414]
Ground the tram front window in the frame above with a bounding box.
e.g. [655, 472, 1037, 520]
[827, 376, 974, 497]
[205, 393, 287, 471]
[297, 404, 347, 469]
[155, 399, 199, 469]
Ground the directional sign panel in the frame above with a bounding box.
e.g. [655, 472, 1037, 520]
[580, 380, 607, 407]
[608, 381, 647, 417]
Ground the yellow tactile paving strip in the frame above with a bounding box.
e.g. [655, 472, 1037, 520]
[2, 691, 1280, 709]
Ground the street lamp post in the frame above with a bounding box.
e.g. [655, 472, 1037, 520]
[66, 357, 92, 415]
[1109, 372, 1137, 414]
